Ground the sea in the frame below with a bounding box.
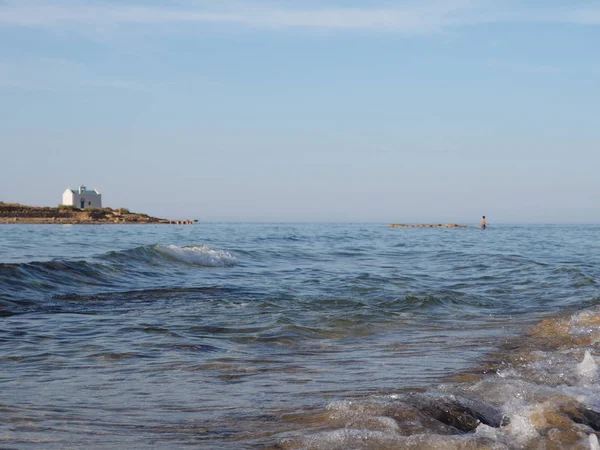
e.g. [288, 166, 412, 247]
[1, 223, 600, 449]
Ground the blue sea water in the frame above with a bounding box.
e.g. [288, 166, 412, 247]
[1, 223, 600, 449]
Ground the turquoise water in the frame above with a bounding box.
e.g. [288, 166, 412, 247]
[1, 223, 599, 448]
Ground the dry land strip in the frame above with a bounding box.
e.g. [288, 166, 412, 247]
[0, 203, 169, 224]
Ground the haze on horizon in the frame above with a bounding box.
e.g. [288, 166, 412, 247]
[1, 0, 598, 223]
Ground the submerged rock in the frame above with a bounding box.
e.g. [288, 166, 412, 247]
[388, 394, 509, 434]
[562, 404, 600, 432]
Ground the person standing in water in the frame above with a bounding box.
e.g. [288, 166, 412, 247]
[481, 216, 487, 229]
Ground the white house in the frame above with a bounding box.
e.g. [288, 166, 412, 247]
[62, 186, 102, 209]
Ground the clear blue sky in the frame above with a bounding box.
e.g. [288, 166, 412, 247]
[1, 1, 598, 222]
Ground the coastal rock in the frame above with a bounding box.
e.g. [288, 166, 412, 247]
[389, 223, 469, 229]
[399, 394, 508, 433]
[562, 404, 600, 431]
[0, 203, 169, 224]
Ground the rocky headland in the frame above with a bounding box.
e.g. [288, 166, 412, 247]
[0, 202, 170, 224]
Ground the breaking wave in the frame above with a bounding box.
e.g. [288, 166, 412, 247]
[278, 305, 600, 449]
[154, 244, 236, 267]
[0, 244, 237, 308]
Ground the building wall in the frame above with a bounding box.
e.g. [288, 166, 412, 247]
[62, 189, 102, 209]
[79, 192, 102, 209]
[62, 189, 75, 207]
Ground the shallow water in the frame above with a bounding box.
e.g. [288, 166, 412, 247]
[1, 223, 599, 448]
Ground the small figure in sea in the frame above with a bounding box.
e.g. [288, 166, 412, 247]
[481, 216, 487, 229]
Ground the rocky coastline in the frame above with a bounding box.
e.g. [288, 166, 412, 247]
[0, 202, 170, 224]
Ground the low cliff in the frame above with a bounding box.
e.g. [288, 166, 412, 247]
[0, 203, 169, 224]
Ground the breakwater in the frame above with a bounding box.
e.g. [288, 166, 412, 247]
[389, 223, 469, 228]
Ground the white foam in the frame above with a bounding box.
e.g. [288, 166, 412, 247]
[156, 244, 237, 267]
[474, 423, 499, 440]
[296, 429, 407, 450]
[506, 412, 538, 445]
[590, 433, 600, 450]
[577, 350, 598, 383]
[346, 416, 400, 432]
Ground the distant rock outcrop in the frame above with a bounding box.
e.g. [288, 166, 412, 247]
[389, 223, 469, 229]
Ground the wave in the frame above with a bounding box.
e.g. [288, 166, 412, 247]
[154, 245, 236, 267]
[278, 305, 600, 449]
[51, 285, 232, 301]
[0, 244, 237, 308]
[98, 244, 237, 267]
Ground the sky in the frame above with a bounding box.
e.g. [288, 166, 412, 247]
[0, 0, 599, 223]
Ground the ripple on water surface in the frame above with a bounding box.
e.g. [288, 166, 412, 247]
[0, 224, 599, 449]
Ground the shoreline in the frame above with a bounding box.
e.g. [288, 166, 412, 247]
[0, 220, 170, 224]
